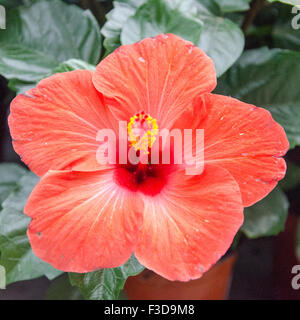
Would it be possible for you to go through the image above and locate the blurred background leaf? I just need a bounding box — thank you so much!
[241,187,289,238]
[273,22,300,50]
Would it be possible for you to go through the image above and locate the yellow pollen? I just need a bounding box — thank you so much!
[127,112,158,154]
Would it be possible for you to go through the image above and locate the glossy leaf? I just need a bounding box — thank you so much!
[69,255,144,300]
[241,187,289,238]
[216,47,300,148]
[102,0,145,54]
[0,166,63,285]
[214,0,251,13]
[9,59,96,94]
[50,59,96,74]
[194,0,220,15]
[0,0,101,85]
[121,0,203,45]
[197,15,244,76]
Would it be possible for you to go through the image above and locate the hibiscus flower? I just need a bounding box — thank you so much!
[8,34,289,281]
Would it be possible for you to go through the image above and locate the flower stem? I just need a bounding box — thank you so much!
[242,0,267,34]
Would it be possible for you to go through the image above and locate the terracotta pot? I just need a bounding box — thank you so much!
[124,254,237,300]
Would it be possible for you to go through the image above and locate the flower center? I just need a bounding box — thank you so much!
[127,111,158,155]
[113,112,172,196]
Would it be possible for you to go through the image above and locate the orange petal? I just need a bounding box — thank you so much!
[135,165,243,281]
[176,93,289,207]
[25,170,143,272]
[93,34,216,128]
[9,70,117,176]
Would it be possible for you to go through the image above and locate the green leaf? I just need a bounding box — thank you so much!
[45,274,82,300]
[273,21,300,51]
[194,0,221,15]
[0,163,26,207]
[121,0,203,46]
[102,0,146,55]
[197,15,244,76]
[69,255,144,300]
[0,166,63,285]
[102,0,244,76]
[214,0,251,13]
[7,79,35,94]
[241,187,289,238]
[216,47,300,148]
[50,59,96,74]
[280,161,300,191]
[268,0,300,7]
[8,59,96,94]
[0,265,5,289]
[0,0,101,88]
[0,0,29,8]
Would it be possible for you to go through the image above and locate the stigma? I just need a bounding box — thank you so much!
[127,111,158,154]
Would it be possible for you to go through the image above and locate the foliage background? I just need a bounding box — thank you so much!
[0,0,299,299]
